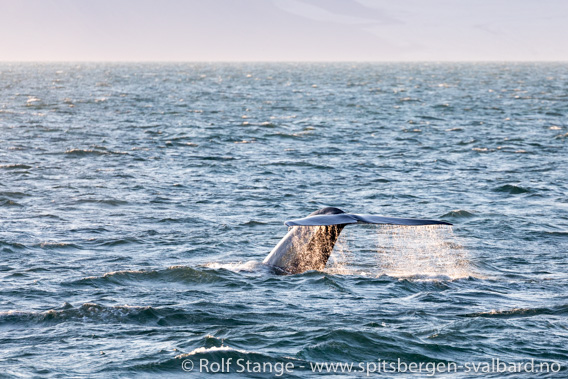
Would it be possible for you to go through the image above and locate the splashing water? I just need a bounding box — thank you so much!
[374,225,475,280]
[272,224,474,279]
[203,261,262,272]
[325,230,353,275]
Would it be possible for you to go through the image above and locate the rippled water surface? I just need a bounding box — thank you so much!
[1,63,567,377]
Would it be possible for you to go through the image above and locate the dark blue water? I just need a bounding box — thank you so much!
[1,63,567,377]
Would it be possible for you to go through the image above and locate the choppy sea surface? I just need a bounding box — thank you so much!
[1,63,567,378]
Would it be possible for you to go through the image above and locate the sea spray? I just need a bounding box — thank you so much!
[325,229,353,275]
[375,225,474,279]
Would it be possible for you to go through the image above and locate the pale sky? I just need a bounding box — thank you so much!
[1,0,567,61]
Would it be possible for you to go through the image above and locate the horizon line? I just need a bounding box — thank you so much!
[2,60,568,64]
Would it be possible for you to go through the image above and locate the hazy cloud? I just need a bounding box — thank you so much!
[0,0,566,61]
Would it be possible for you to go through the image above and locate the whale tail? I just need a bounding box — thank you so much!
[263,207,451,274]
[285,213,452,227]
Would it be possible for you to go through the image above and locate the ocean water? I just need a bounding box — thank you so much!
[1,62,567,377]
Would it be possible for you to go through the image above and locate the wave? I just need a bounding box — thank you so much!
[0,191,30,198]
[188,155,236,161]
[90,237,143,247]
[265,131,312,139]
[65,148,108,156]
[262,161,332,169]
[0,302,259,327]
[459,304,568,318]
[74,198,129,206]
[419,115,444,121]
[37,241,80,249]
[0,303,161,325]
[64,148,128,157]
[157,217,205,224]
[0,164,33,170]
[0,198,22,207]
[441,210,476,218]
[543,230,568,237]
[68,265,246,287]
[434,103,453,108]
[493,184,530,194]
[240,220,268,227]
[202,261,263,272]
[175,345,250,358]
[0,240,26,253]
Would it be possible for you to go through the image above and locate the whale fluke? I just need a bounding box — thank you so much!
[263,207,452,274]
[285,213,452,227]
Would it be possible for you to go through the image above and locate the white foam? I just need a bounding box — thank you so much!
[102,270,145,277]
[175,345,249,359]
[0,310,30,317]
[203,260,262,272]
